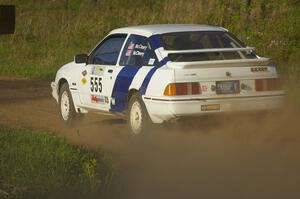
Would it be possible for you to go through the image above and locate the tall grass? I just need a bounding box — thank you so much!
[0,0,299,79]
[0,127,116,199]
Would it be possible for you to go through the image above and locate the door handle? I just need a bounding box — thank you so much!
[108,69,113,73]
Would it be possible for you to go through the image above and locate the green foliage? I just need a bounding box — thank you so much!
[0,127,116,199]
[0,0,299,79]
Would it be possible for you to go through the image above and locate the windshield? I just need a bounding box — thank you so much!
[160,31,257,62]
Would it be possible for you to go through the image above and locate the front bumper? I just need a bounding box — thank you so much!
[144,94,285,123]
[51,82,58,102]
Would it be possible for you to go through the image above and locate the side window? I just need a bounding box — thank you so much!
[88,34,126,65]
[119,34,158,67]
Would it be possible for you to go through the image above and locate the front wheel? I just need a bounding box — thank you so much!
[58,83,77,126]
[127,93,151,135]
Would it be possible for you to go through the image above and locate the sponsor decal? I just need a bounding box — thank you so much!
[148,58,155,65]
[135,44,147,50]
[81,77,87,84]
[91,94,105,104]
[132,43,147,57]
[132,50,144,56]
[184,73,197,76]
[82,70,87,76]
[126,42,147,58]
[111,97,115,105]
[92,66,104,76]
[105,96,109,104]
[251,67,268,72]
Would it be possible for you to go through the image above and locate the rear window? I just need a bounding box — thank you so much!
[160,31,257,62]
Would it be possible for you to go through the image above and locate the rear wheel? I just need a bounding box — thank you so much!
[127,93,151,135]
[58,83,77,126]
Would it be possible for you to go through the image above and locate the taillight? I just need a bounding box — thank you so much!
[164,83,176,96]
[191,82,200,94]
[164,82,201,96]
[255,78,281,91]
[175,83,188,95]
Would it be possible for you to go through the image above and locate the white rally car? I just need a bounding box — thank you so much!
[51,24,285,134]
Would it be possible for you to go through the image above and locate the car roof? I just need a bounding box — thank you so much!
[110,24,227,36]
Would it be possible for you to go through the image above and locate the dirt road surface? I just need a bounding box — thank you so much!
[1,78,300,199]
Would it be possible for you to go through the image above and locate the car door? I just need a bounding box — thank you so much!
[78,34,127,111]
[109,34,158,113]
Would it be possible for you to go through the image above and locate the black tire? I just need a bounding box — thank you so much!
[127,93,151,135]
[58,83,77,126]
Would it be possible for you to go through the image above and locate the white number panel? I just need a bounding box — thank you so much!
[90,76,103,93]
[88,66,108,108]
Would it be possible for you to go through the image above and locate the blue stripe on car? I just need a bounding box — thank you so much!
[110,66,141,112]
[139,57,169,95]
[110,34,168,113]
[149,34,163,49]
[139,34,169,95]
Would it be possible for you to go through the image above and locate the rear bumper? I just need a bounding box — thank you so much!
[144,94,285,123]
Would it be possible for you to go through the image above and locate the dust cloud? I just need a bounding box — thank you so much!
[1,79,299,199]
[69,106,300,199]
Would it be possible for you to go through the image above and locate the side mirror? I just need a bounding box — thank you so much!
[74,54,88,64]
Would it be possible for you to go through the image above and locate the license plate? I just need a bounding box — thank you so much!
[201,104,220,111]
[216,81,240,94]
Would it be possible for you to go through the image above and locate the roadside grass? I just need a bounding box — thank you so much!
[0,127,116,199]
[0,0,299,79]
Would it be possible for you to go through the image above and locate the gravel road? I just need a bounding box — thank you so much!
[1,78,300,199]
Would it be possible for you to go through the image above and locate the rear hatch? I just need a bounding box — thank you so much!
[159,31,283,98]
[165,57,282,98]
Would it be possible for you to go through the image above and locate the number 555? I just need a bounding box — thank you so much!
[90,76,102,93]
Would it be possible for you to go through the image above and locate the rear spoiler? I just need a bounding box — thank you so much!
[167,57,271,69]
[164,47,255,54]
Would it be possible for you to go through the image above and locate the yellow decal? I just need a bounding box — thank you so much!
[81,77,87,84]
